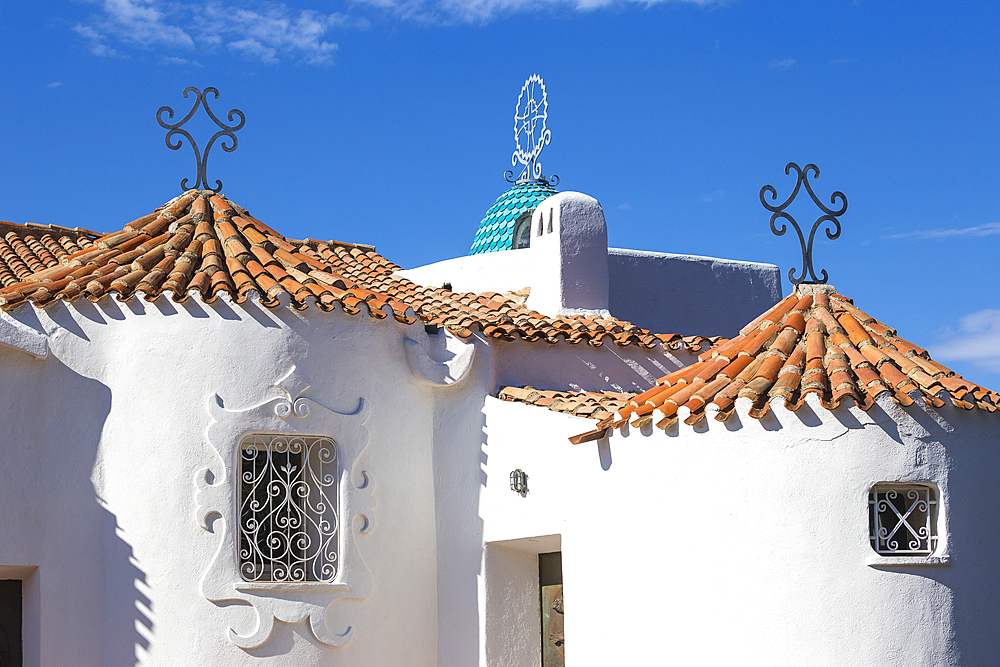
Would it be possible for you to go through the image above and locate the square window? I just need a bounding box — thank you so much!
[869,484,938,556]
[238,435,339,582]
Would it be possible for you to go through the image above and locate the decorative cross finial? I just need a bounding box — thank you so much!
[760,162,848,285]
[505,74,559,186]
[156,86,245,193]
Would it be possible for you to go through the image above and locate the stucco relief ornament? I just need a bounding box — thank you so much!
[505,74,559,186]
[195,366,375,650]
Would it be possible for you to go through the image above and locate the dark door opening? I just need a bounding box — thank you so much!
[0,580,22,667]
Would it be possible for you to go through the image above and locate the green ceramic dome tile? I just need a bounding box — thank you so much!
[469,181,558,255]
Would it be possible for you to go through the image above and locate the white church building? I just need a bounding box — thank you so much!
[0,81,997,667]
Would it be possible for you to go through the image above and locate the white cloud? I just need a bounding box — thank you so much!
[883,222,1000,241]
[160,55,202,66]
[229,38,280,64]
[73,23,119,56]
[769,58,798,71]
[618,202,631,211]
[354,0,722,23]
[46,81,63,89]
[73,0,353,65]
[930,309,1000,373]
[701,189,725,202]
[73,0,721,60]
[83,0,196,49]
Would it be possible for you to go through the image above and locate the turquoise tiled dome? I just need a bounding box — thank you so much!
[469,181,558,255]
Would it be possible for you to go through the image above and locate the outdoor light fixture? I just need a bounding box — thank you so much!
[510,469,528,496]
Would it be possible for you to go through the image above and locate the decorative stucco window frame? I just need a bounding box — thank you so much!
[195,366,375,649]
[865,481,949,568]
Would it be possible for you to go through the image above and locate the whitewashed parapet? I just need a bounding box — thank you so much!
[526,192,610,317]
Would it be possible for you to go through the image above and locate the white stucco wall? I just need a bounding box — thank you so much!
[491,335,698,395]
[400,191,611,318]
[525,192,609,316]
[0,275,700,666]
[607,248,782,338]
[0,294,445,666]
[479,393,1000,666]
[397,247,538,298]
[400,194,781,337]
[2,259,993,667]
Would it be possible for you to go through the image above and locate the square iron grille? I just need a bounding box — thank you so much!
[869,484,938,556]
[238,435,339,582]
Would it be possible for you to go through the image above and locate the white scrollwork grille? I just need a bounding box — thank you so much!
[239,435,339,582]
[869,484,938,556]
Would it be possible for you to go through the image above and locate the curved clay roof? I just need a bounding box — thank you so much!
[498,386,629,422]
[0,221,99,287]
[0,190,715,351]
[469,181,558,255]
[496,285,1000,443]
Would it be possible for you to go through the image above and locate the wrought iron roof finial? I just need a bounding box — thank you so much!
[156,86,245,193]
[504,74,559,187]
[760,162,848,285]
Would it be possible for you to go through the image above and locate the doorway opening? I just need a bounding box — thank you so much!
[539,551,563,666]
[0,580,22,667]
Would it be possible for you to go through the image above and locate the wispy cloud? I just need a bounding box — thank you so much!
[73,0,359,65]
[769,58,798,71]
[73,23,119,57]
[618,202,631,211]
[46,81,63,89]
[931,310,1000,374]
[882,221,1000,241]
[161,55,202,67]
[327,0,719,24]
[73,0,724,62]
[701,189,725,203]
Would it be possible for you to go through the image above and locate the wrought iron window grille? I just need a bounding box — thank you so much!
[869,484,938,556]
[238,435,339,583]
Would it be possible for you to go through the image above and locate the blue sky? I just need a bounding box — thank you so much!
[2,0,999,390]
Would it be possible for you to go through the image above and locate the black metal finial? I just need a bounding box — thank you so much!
[156,86,245,193]
[760,162,848,285]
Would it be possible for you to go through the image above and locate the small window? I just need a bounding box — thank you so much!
[238,435,339,582]
[512,211,533,249]
[869,484,938,556]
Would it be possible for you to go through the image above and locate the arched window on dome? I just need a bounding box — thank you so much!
[512,211,533,250]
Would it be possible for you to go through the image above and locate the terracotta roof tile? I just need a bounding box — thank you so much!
[0,191,717,351]
[0,221,99,288]
[498,386,630,426]
[541,284,1000,442]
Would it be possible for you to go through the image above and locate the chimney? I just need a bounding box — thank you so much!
[526,192,610,317]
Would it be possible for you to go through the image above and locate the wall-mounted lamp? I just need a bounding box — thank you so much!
[510,469,528,496]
